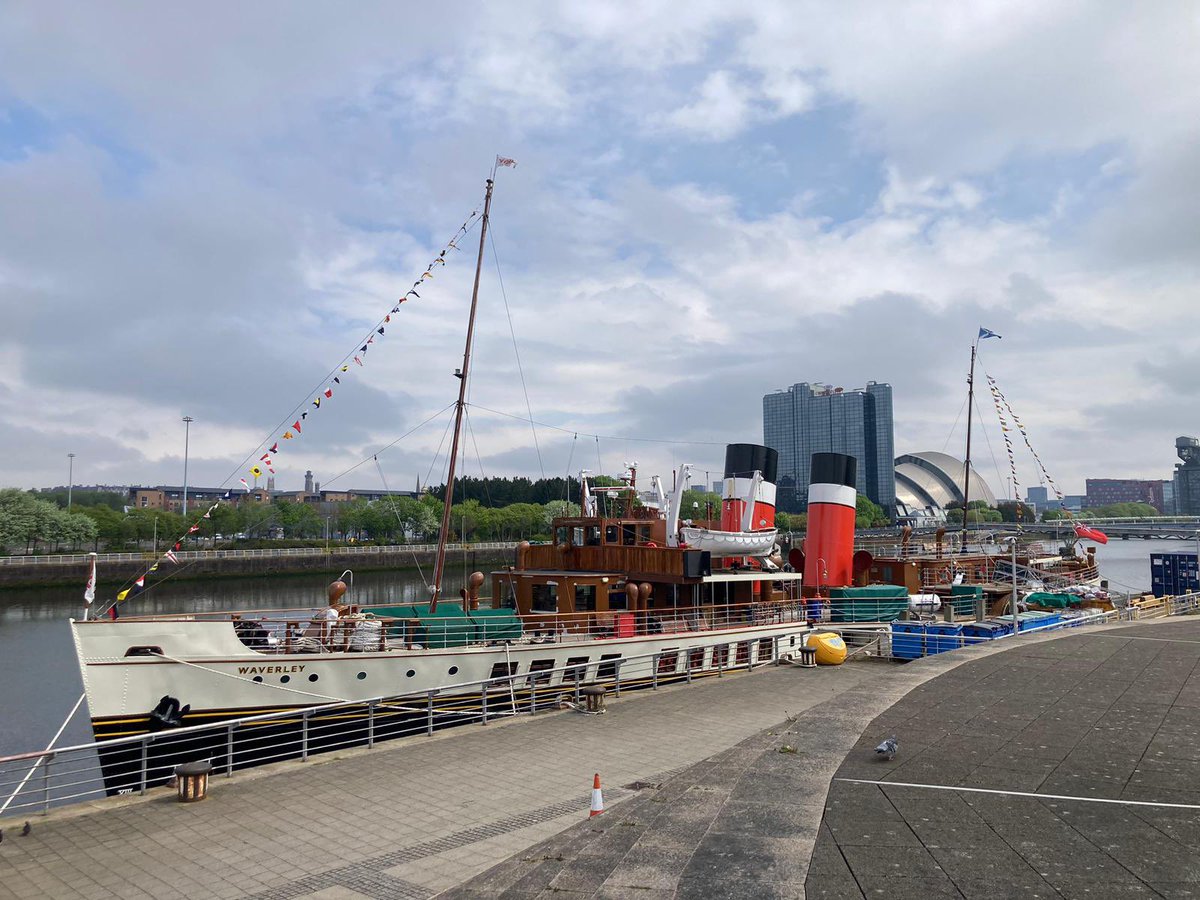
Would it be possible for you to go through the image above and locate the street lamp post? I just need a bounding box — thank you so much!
[67,453,76,509]
[181,416,194,517]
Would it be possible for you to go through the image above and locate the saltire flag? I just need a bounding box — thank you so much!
[188,524,200,533]
[240,478,251,490]
[261,453,272,461]
[84,553,97,607]
[293,421,302,433]
[367,336,374,344]
[324,388,332,398]
[384,315,391,323]
[496,156,517,168]
[165,550,178,564]
[354,356,363,366]
[978,327,1002,340]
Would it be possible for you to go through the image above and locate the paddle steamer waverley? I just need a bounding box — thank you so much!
[69,177,811,789]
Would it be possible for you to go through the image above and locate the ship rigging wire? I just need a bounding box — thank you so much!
[489,225,544,480]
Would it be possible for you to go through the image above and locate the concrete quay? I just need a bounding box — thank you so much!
[451,618,1200,899]
[0,647,884,899]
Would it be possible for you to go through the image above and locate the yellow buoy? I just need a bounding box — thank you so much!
[808,631,847,666]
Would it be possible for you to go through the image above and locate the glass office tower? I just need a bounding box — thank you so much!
[763,382,895,515]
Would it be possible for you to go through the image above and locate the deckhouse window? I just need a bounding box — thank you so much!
[605,525,618,544]
[608,590,627,611]
[531,582,558,612]
[639,525,652,544]
[621,524,636,546]
[586,526,601,546]
[575,585,596,612]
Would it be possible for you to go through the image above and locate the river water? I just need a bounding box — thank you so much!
[0,539,1190,759]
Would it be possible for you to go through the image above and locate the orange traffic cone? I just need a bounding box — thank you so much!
[589,773,604,817]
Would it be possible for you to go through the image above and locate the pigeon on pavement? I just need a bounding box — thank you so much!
[874,736,898,761]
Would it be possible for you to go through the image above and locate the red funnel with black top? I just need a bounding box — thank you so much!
[803,452,857,596]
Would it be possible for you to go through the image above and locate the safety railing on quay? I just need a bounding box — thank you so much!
[0,542,519,567]
[827,590,1200,663]
[0,636,797,819]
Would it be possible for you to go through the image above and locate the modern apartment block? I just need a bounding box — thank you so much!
[1084,478,1170,513]
[763,381,895,514]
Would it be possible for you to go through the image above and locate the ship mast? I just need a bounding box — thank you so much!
[960,339,978,553]
[430,177,494,612]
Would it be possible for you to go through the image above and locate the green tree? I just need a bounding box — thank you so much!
[855,495,890,528]
[542,500,581,528]
[997,501,1036,523]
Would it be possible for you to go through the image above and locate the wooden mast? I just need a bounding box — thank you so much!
[960,339,978,552]
[430,177,494,612]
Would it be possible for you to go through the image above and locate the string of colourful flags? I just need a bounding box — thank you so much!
[243,205,482,484]
[98,496,225,618]
[985,371,1069,514]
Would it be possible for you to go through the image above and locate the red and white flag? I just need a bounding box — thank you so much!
[165,550,178,565]
[496,156,517,168]
[240,478,251,491]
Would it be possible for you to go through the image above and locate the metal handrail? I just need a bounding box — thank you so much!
[0,636,793,816]
[0,541,518,567]
[75,600,810,655]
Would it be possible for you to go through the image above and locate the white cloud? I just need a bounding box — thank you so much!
[0,1,1196,496]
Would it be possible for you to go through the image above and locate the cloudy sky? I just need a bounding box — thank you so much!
[1,2,1196,501]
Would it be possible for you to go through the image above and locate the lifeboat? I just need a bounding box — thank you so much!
[678,526,778,557]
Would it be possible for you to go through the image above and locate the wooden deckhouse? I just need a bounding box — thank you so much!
[491,511,802,628]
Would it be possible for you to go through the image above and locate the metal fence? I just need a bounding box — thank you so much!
[828,590,1200,662]
[0,638,790,819]
[0,542,518,567]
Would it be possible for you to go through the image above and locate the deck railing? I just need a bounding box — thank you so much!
[0,638,794,819]
[80,600,810,653]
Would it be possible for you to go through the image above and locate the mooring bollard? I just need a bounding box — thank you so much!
[582,684,607,713]
[174,760,213,803]
[798,646,818,668]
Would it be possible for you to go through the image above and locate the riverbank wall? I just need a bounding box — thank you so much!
[0,543,517,589]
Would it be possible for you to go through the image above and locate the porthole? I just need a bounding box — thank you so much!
[448,666,459,676]
[308,673,319,682]
[357,672,367,680]
[253,676,263,683]
[406,669,416,678]
[280,675,291,684]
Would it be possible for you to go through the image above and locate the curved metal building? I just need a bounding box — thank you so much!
[894,451,997,521]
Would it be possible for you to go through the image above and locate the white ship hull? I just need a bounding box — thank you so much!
[72,612,810,736]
